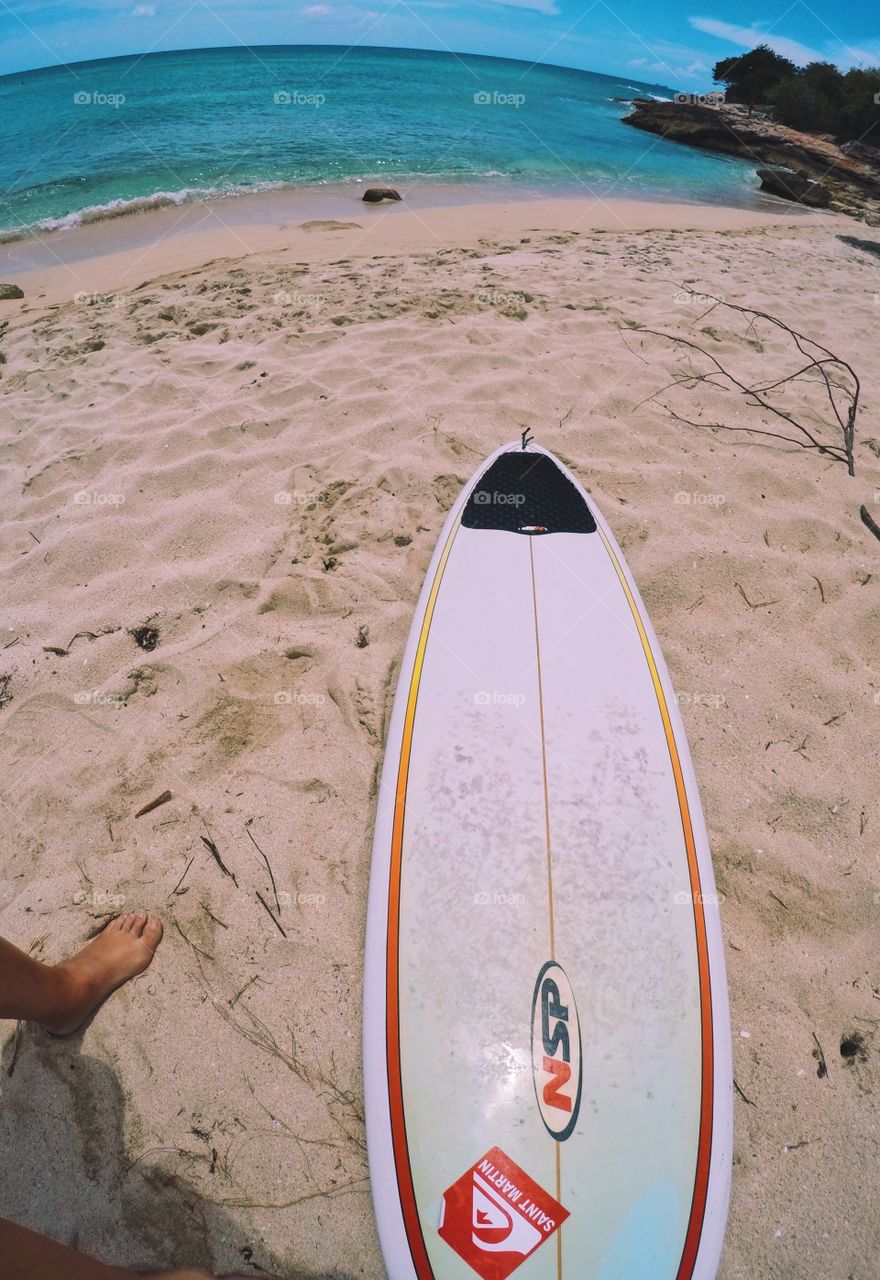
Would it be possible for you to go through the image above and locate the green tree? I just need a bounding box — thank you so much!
[713,45,798,112]
[802,61,845,104]
[770,75,837,133]
[837,68,880,143]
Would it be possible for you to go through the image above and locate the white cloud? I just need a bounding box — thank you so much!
[689,17,821,66]
[827,41,880,68]
[132,3,156,13]
[299,3,381,17]
[485,0,560,15]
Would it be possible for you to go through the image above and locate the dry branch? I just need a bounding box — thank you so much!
[633,289,860,475]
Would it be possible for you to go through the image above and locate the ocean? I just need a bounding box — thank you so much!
[0,44,761,239]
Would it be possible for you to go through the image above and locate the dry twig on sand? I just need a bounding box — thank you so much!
[200,833,238,886]
[861,504,880,543]
[135,790,172,818]
[632,289,860,475]
[209,993,310,1083]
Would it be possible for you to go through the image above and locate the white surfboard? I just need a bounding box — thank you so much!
[363,441,732,1280]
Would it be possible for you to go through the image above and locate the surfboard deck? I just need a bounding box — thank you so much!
[364,442,732,1280]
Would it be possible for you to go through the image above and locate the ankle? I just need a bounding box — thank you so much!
[45,960,90,1020]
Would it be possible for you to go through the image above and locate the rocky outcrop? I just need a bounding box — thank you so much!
[757,167,831,207]
[362,188,402,203]
[0,283,24,300]
[623,100,880,223]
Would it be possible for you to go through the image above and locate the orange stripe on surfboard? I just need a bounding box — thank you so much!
[386,517,461,1280]
[596,525,715,1280]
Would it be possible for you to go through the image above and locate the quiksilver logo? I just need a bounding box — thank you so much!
[531,960,582,1141]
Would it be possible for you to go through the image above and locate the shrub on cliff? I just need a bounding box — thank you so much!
[712,46,797,111]
[770,75,839,134]
[714,47,880,144]
[837,69,880,143]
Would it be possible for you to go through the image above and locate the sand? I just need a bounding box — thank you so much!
[0,194,878,1279]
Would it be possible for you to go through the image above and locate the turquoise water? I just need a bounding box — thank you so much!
[0,45,760,238]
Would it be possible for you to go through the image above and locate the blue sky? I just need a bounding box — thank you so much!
[1,0,878,83]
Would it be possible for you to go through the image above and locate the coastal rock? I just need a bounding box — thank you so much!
[362,187,402,203]
[840,140,880,164]
[757,166,831,208]
[623,99,880,221]
[0,283,24,300]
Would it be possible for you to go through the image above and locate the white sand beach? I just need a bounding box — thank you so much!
[1,193,879,1279]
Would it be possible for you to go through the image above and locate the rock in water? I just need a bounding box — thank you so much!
[362,188,402,203]
[0,283,24,300]
[757,167,831,208]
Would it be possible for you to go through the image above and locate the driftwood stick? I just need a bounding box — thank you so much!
[200,835,238,887]
[635,288,860,474]
[135,790,172,818]
[245,822,281,915]
[171,857,194,895]
[860,505,880,543]
[255,891,287,938]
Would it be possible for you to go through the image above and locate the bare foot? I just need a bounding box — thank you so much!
[43,912,163,1035]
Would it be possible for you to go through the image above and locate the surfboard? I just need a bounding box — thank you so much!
[363,440,732,1280]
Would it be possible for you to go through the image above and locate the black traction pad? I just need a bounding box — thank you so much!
[462,451,597,535]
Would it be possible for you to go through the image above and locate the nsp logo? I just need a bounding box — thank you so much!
[531,960,582,1140]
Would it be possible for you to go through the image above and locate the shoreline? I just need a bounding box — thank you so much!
[0,185,821,309]
[0,162,770,248]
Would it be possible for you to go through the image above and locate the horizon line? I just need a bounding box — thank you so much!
[0,39,678,93]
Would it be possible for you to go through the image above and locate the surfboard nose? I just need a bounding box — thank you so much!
[461,450,597,535]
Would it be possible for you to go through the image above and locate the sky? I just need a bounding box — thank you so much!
[1,0,878,84]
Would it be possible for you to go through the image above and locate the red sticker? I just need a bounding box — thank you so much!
[438,1146,569,1280]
